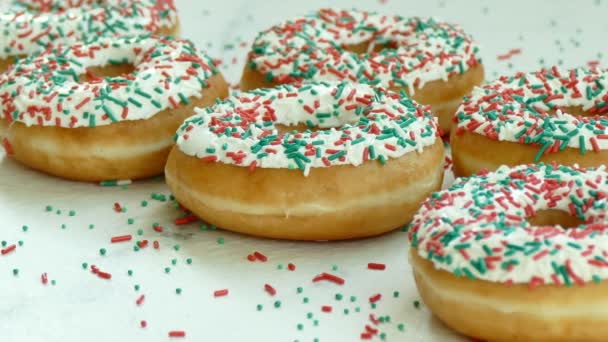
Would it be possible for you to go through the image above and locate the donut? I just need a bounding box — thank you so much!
[452,66,608,177]
[408,163,608,342]
[0,0,179,72]
[165,81,445,240]
[240,8,485,133]
[0,34,228,181]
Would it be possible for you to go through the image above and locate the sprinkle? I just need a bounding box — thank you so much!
[253,251,268,262]
[110,235,132,243]
[367,263,386,270]
[369,294,382,303]
[1,244,16,255]
[214,289,229,297]
[174,215,198,225]
[168,331,186,338]
[312,272,345,285]
[264,284,277,296]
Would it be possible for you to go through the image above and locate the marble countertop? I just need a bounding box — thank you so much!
[1,0,606,341]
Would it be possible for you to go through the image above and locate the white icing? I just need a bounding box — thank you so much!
[248,8,482,94]
[0,34,217,127]
[0,0,178,59]
[456,67,608,152]
[410,163,608,284]
[175,82,440,175]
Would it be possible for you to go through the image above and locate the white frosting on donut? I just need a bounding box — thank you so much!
[455,67,608,159]
[409,163,608,285]
[0,34,219,128]
[247,8,482,94]
[175,82,440,175]
[0,0,178,59]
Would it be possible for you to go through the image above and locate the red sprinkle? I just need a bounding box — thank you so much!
[41,273,48,285]
[1,244,16,255]
[140,320,147,328]
[367,262,386,270]
[174,215,198,225]
[360,332,373,340]
[214,289,229,297]
[321,305,333,313]
[168,331,186,338]
[253,251,268,262]
[369,293,382,303]
[110,235,132,243]
[153,241,160,249]
[287,263,296,271]
[312,272,345,285]
[113,202,122,212]
[97,271,112,280]
[264,283,277,296]
[2,138,13,155]
[136,294,145,306]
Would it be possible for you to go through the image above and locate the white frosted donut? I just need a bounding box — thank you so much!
[0,0,179,71]
[409,163,608,341]
[452,67,608,177]
[240,8,485,133]
[165,81,445,240]
[0,34,228,181]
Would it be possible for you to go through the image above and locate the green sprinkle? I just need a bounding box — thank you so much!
[99,248,106,256]
[274,300,282,308]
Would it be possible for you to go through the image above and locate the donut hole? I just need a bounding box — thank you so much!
[526,209,584,229]
[343,39,400,54]
[80,63,136,82]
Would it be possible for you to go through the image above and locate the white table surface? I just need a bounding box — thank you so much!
[1,0,606,341]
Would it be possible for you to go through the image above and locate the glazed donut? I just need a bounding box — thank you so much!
[0,0,179,72]
[408,163,608,342]
[0,34,228,181]
[240,8,485,133]
[452,67,608,177]
[165,81,445,240]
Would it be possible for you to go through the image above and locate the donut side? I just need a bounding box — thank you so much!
[1,73,228,181]
[451,130,608,177]
[165,139,444,240]
[410,251,608,342]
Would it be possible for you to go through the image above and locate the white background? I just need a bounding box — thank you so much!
[1,0,606,341]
